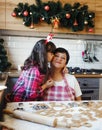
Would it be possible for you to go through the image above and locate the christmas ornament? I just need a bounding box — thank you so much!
[11,12,17,17]
[30,22,34,29]
[84,20,88,25]
[23,22,25,25]
[30,12,32,15]
[44,5,50,11]
[40,17,44,21]
[23,11,29,17]
[52,18,60,29]
[89,15,92,18]
[88,28,93,32]
[45,33,54,43]
[73,20,78,26]
[18,12,21,16]
[66,13,71,19]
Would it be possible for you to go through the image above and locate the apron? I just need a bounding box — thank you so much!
[63,75,75,101]
[44,75,75,101]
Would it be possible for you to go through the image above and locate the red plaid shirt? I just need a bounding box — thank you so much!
[11,66,45,102]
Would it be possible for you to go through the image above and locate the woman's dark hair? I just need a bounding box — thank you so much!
[46,41,56,53]
[53,47,70,64]
[22,39,48,74]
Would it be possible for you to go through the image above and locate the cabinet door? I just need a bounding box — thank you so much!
[0,0,6,29]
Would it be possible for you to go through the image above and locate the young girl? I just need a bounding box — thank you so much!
[9,39,55,102]
[46,41,56,67]
[44,47,82,101]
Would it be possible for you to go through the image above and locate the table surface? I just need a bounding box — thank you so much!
[0,101,102,130]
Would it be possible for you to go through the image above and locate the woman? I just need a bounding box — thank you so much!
[44,47,82,101]
[9,39,55,102]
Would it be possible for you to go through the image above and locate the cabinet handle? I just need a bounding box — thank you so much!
[83,83,88,86]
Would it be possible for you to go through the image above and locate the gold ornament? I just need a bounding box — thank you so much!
[52,17,60,29]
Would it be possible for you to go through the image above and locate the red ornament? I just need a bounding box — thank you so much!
[11,12,17,17]
[88,28,93,32]
[44,5,50,11]
[30,23,34,29]
[23,11,28,17]
[73,20,78,26]
[66,13,71,19]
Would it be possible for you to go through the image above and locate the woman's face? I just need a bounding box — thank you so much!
[52,52,67,69]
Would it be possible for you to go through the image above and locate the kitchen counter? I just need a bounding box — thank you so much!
[75,74,102,78]
[8,70,21,78]
[0,70,101,90]
[0,70,102,82]
[0,101,102,130]
[0,70,20,86]
[8,69,102,78]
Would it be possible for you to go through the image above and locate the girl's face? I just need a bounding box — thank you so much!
[52,52,67,69]
[47,52,54,62]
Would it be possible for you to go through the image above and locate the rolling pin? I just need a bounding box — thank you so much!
[3,109,57,127]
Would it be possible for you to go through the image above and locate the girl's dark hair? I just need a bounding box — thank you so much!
[53,47,70,64]
[46,41,56,53]
[22,39,48,74]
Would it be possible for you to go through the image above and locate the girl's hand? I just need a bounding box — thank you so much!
[42,78,54,90]
[45,78,54,88]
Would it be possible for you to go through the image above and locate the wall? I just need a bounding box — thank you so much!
[0,35,102,70]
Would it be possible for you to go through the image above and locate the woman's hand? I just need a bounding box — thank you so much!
[62,66,68,74]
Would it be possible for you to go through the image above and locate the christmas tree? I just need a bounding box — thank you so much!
[0,38,12,72]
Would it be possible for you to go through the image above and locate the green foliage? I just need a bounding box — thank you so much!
[0,39,12,72]
[11,0,95,32]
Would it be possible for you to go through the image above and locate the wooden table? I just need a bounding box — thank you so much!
[0,101,102,130]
